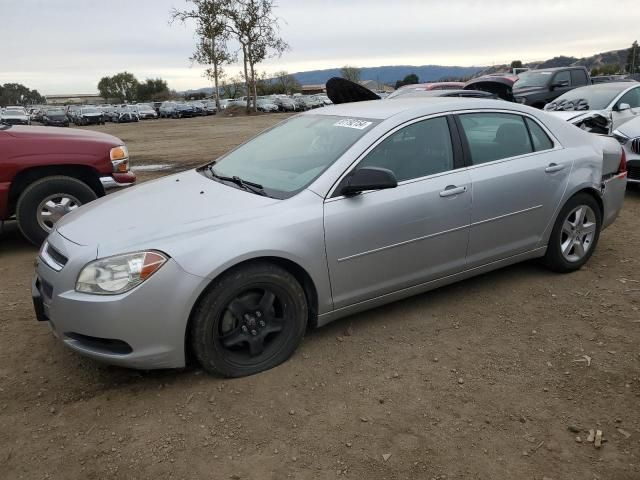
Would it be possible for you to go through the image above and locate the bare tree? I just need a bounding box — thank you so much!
[272,70,300,95]
[225,0,288,112]
[341,65,361,83]
[221,73,244,99]
[170,0,232,109]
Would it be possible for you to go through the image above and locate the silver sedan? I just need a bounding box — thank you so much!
[33,98,627,377]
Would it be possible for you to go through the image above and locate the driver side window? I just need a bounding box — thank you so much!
[553,71,571,86]
[356,116,454,182]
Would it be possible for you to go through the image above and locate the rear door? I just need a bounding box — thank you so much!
[324,115,471,308]
[456,111,572,267]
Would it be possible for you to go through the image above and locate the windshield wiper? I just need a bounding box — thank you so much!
[207,166,268,197]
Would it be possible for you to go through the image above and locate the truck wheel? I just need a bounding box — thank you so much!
[190,262,308,377]
[16,176,98,246]
[543,193,602,273]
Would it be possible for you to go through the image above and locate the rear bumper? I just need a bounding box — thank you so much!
[601,173,627,229]
[100,172,136,190]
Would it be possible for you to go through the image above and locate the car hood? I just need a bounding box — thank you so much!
[55,169,280,254]
[5,125,121,143]
[616,116,640,137]
[544,110,592,122]
[1,112,29,119]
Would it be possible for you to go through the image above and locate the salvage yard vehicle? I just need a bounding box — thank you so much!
[1,106,31,125]
[42,108,70,127]
[512,67,591,108]
[74,106,105,126]
[135,103,159,120]
[544,82,640,133]
[33,98,626,377]
[613,116,640,185]
[0,123,135,245]
[159,101,179,118]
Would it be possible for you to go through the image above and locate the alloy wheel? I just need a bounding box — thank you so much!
[560,205,597,262]
[36,194,81,232]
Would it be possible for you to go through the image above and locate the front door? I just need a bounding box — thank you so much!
[324,116,472,309]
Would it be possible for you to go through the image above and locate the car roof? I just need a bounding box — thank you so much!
[569,82,637,93]
[305,97,517,120]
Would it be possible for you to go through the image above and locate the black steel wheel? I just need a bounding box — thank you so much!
[190,262,308,377]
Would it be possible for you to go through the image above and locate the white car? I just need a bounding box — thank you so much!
[613,115,640,185]
[545,82,640,133]
[1,106,31,125]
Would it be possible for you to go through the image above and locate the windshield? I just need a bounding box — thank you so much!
[47,110,65,116]
[82,107,99,113]
[547,86,626,111]
[513,71,553,89]
[205,115,379,199]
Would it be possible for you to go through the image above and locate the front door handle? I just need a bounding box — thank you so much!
[545,163,565,173]
[439,185,467,197]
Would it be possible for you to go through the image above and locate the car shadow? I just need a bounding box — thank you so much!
[0,220,38,254]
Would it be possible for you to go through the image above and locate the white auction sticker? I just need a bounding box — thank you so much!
[334,119,373,130]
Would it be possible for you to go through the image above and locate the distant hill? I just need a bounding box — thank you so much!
[476,47,631,76]
[291,65,484,85]
[180,46,634,94]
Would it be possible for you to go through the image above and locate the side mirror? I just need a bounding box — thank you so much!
[551,80,569,89]
[616,102,631,112]
[341,167,398,196]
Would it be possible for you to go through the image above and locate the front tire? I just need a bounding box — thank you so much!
[544,193,602,273]
[190,262,308,377]
[16,176,98,246]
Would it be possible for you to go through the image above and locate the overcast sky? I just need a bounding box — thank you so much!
[1,0,638,94]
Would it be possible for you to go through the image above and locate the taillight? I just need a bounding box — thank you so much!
[618,148,627,174]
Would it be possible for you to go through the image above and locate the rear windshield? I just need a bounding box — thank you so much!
[546,86,627,111]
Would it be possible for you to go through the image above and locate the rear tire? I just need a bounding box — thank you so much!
[543,193,602,273]
[16,176,98,246]
[190,262,308,377]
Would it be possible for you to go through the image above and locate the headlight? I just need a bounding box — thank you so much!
[76,251,168,295]
[612,129,629,145]
[110,145,129,172]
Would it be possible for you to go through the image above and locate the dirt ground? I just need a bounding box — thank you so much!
[1,114,639,480]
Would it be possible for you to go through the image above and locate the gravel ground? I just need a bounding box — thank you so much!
[1,114,639,480]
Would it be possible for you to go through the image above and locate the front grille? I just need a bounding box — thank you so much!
[631,138,640,155]
[628,165,640,181]
[40,278,54,300]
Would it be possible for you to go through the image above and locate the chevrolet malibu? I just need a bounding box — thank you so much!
[33,98,627,377]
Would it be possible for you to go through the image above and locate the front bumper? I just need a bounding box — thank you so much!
[33,231,206,369]
[627,159,640,184]
[100,172,136,190]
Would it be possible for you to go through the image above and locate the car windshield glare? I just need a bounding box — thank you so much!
[206,115,379,198]
[548,86,627,111]
[513,71,553,88]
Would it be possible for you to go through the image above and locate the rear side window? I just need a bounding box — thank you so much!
[458,113,533,164]
[525,118,554,151]
[358,116,454,182]
[570,69,588,86]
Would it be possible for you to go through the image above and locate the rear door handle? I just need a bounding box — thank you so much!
[545,163,565,173]
[439,185,467,197]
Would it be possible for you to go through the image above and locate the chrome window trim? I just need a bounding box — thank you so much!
[326,108,563,201]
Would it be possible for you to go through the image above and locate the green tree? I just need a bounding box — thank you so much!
[98,72,139,103]
[170,0,233,109]
[591,64,623,76]
[394,73,419,89]
[0,83,44,106]
[136,78,170,101]
[627,40,639,74]
[510,60,523,69]
[340,65,361,83]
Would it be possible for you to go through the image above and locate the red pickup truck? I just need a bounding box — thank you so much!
[0,124,136,245]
